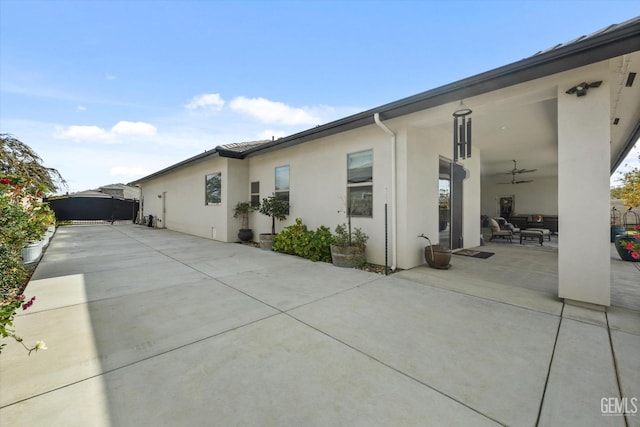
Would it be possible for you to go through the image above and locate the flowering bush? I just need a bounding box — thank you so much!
[1,134,63,355]
[0,290,46,355]
[620,225,640,260]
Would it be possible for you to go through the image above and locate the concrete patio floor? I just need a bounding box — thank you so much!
[1,225,638,426]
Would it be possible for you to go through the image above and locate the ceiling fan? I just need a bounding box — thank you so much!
[497,160,536,184]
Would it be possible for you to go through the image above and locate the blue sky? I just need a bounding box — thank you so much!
[1,0,638,193]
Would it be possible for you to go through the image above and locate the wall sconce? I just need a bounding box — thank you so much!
[453,100,472,162]
[157,194,162,199]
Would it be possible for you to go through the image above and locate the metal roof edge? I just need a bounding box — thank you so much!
[129,149,220,185]
[240,18,640,159]
[611,119,640,176]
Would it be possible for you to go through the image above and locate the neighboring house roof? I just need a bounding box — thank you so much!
[216,16,639,170]
[129,140,270,184]
[67,190,113,199]
[60,184,141,200]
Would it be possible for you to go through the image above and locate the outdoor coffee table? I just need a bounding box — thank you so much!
[526,228,551,241]
[520,230,544,245]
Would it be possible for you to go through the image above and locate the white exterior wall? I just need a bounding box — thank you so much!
[400,127,445,267]
[248,125,395,267]
[557,62,611,306]
[397,127,481,267]
[139,156,236,241]
[481,176,559,217]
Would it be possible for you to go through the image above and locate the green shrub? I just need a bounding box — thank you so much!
[272,218,332,262]
[332,223,369,250]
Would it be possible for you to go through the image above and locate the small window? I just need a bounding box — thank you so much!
[347,150,373,217]
[205,172,221,205]
[275,165,290,213]
[251,181,260,207]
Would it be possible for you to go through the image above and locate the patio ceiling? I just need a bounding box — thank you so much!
[405,51,640,179]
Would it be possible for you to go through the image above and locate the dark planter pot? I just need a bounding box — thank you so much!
[238,229,254,243]
[610,225,625,243]
[424,244,452,269]
[614,235,639,262]
[330,244,365,268]
[259,233,275,251]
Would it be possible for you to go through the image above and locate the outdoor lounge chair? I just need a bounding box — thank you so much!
[494,216,520,234]
[489,218,513,242]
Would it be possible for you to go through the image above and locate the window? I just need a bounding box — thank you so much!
[275,165,290,213]
[347,150,373,217]
[205,172,221,205]
[250,181,260,207]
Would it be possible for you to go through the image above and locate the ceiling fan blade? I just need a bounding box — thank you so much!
[518,168,537,174]
[589,80,602,88]
[515,180,533,184]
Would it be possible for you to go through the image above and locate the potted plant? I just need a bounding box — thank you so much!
[233,201,255,243]
[257,194,289,250]
[614,225,640,262]
[330,224,369,268]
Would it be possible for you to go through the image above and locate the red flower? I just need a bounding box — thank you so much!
[631,251,640,260]
[626,242,635,250]
[0,178,10,185]
[635,225,640,231]
[22,296,36,310]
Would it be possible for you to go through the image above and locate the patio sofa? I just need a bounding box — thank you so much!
[508,215,558,234]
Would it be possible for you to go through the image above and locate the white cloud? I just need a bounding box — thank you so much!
[76,105,86,112]
[229,96,320,125]
[185,93,225,111]
[110,166,150,177]
[111,121,157,137]
[55,120,157,143]
[57,125,115,142]
[105,74,117,80]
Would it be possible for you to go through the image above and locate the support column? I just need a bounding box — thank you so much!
[557,77,610,306]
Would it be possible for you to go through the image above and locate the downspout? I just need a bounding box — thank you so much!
[374,113,397,271]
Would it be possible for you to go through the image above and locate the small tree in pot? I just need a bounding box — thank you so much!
[330,224,369,268]
[233,201,255,243]
[257,194,289,250]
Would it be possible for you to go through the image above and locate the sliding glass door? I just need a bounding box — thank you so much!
[438,158,464,250]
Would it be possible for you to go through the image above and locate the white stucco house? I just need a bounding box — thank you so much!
[131,17,640,308]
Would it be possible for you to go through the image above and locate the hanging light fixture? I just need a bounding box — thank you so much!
[453,101,472,162]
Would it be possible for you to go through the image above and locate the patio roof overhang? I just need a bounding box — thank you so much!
[229,17,639,178]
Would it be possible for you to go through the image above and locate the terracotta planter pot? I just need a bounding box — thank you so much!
[424,244,451,269]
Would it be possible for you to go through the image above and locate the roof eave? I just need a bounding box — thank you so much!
[129,150,220,185]
[238,19,640,159]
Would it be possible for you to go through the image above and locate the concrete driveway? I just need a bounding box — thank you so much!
[1,225,638,426]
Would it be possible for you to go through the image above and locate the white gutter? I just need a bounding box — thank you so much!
[374,113,397,271]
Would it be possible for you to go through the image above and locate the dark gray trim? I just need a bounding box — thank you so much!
[214,147,246,159]
[611,119,640,175]
[129,150,220,185]
[234,18,640,159]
